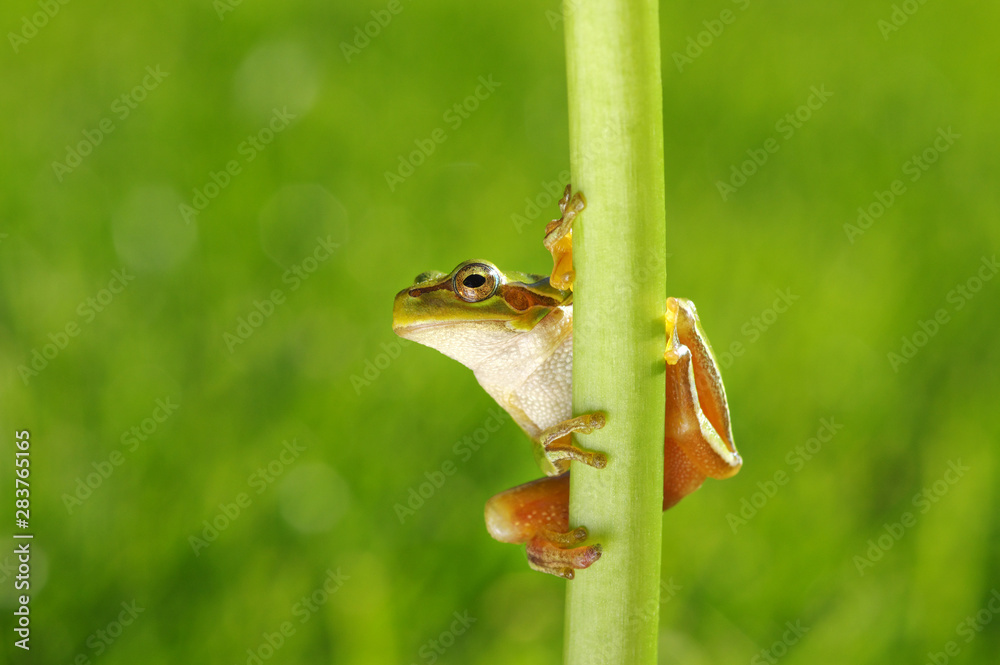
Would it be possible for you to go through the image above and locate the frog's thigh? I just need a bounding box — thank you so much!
[485,474,572,543]
[484,473,602,579]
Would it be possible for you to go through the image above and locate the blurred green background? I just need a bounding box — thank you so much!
[2,0,998,663]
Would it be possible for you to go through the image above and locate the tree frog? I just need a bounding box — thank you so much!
[392,187,742,578]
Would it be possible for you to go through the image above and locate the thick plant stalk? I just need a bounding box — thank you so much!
[562,0,667,663]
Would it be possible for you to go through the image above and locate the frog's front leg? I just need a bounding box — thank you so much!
[485,473,602,579]
[536,412,608,474]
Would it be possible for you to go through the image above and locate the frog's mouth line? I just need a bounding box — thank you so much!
[392,320,448,334]
[392,318,511,336]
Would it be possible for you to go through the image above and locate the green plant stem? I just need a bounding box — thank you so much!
[562,0,667,663]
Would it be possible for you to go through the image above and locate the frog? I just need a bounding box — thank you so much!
[392,186,742,579]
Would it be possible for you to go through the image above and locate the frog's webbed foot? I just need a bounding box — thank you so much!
[539,412,608,472]
[544,185,585,292]
[484,473,602,579]
[663,297,742,509]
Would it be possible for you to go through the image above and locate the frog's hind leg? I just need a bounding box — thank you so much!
[662,297,742,509]
[526,533,602,580]
[485,473,602,579]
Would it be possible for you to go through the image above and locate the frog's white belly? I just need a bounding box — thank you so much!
[474,306,573,440]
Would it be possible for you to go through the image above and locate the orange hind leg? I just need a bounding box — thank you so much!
[484,473,602,579]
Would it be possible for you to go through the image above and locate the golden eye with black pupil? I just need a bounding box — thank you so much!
[454,263,500,302]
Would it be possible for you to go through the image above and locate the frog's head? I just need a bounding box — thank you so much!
[393,259,570,367]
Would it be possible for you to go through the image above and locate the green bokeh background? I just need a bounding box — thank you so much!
[2,0,998,663]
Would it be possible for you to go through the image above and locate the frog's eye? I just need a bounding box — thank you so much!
[454,263,500,302]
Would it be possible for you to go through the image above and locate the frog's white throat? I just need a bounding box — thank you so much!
[400,306,574,439]
[398,306,569,373]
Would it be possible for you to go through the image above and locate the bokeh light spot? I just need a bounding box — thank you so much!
[278,463,350,533]
[233,40,320,121]
[112,185,197,274]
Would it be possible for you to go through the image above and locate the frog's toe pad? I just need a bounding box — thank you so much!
[526,535,602,580]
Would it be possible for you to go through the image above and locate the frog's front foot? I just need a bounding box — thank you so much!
[485,473,602,579]
[544,185,585,292]
[539,412,608,472]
